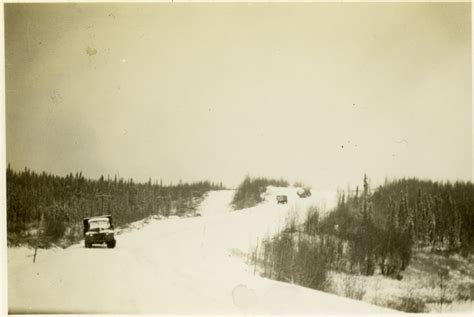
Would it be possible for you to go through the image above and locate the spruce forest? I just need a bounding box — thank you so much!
[6,165,224,246]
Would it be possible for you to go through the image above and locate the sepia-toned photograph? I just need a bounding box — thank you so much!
[2,1,473,314]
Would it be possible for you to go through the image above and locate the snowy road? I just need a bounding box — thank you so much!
[8,187,397,314]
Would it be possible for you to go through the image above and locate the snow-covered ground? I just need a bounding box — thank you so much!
[8,187,397,314]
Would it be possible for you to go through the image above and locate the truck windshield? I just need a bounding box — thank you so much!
[88,220,110,230]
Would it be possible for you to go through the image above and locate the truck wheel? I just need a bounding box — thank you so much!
[107,240,116,248]
[85,242,91,248]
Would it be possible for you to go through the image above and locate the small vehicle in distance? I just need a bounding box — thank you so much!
[297,187,312,198]
[276,195,288,204]
[83,215,116,248]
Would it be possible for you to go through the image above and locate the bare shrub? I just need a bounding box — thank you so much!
[437,266,452,312]
[387,296,426,313]
[343,275,366,300]
[304,205,319,236]
[256,212,328,291]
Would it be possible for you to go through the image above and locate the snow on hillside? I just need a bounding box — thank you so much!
[7,188,396,314]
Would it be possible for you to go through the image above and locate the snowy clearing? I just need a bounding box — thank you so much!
[8,187,397,314]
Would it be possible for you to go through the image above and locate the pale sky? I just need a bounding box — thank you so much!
[5,3,472,189]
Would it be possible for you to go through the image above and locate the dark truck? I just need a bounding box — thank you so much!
[297,187,312,198]
[83,215,116,248]
[276,195,288,204]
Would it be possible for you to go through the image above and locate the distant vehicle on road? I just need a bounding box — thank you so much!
[297,188,312,198]
[276,195,288,204]
[83,215,116,248]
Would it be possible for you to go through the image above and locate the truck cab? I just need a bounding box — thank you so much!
[83,215,116,248]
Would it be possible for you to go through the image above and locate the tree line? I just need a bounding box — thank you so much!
[7,165,224,245]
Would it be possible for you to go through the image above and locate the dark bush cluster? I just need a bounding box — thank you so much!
[257,229,328,291]
[231,176,289,210]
